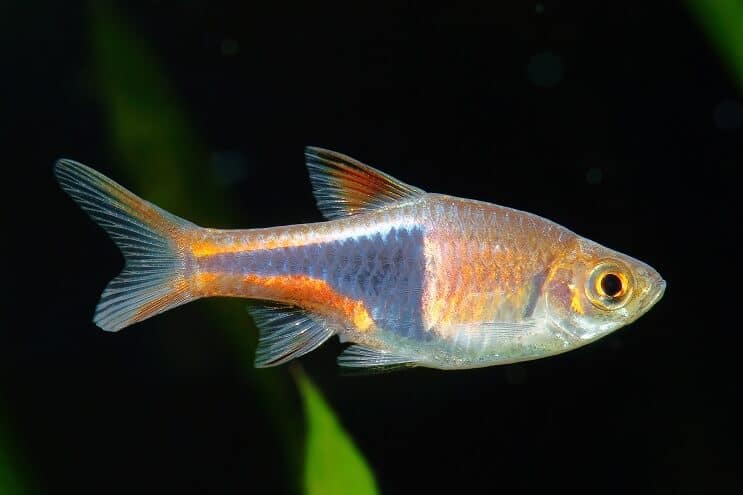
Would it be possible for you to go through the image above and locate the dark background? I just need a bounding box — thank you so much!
[3,1,740,494]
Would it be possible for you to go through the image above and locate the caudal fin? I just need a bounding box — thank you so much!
[55,160,196,331]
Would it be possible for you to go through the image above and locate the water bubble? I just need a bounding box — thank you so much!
[536,3,545,14]
[220,39,239,56]
[586,167,603,185]
[210,151,249,185]
[528,51,563,88]
[505,364,528,384]
[714,99,743,131]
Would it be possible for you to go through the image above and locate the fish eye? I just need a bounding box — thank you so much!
[585,262,633,310]
[600,273,623,298]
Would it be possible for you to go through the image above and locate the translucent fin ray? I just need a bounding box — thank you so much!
[247,303,336,367]
[55,159,196,331]
[446,320,537,338]
[305,147,425,219]
[444,320,537,346]
[337,344,417,369]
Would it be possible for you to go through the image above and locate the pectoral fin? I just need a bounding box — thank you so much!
[443,320,538,350]
[337,344,418,369]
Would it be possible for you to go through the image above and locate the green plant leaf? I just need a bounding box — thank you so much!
[87,0,303,487]
[0,413,26,495]
[687,0,743,91]
[295,370,379,495]
[87,3,378,494]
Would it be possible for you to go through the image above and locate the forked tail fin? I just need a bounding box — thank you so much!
[55,160,196,331]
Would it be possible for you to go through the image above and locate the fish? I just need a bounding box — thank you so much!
[55,147,665,370]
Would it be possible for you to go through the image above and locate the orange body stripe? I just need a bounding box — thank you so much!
[189,225,337,257]
[192,237,295,257]
[193,272,374,332]
[188,217,417,258]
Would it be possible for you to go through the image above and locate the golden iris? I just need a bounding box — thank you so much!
[586,261,633,310]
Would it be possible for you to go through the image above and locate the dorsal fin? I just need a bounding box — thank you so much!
[305,147,425,220]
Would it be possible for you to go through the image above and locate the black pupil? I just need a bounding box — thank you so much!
[601,273,623,297]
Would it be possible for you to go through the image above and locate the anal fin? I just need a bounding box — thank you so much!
[247,304,336,367]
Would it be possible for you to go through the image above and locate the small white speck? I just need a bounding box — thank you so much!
[714,98,743,131]
[586,167,603,185]
[220,39,239,56]
[527,51,564,88]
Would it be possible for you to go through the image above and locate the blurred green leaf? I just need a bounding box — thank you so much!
[0,452,23,495]
[687,0,743,92]
[0,415,25,495]
[88,0,302,486]
[87,3,378,494]
[295,370,379,495]
[88,2,224,224]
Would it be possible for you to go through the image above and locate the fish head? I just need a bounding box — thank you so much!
[544,238,665,343]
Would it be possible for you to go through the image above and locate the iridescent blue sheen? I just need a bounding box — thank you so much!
[200,226,428,339]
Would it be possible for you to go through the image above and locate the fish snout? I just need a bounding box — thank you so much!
[642,277,666,311]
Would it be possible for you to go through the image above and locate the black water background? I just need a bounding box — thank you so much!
[3,1,740,493]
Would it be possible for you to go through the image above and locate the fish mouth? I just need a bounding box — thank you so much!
[642,278,666,311]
